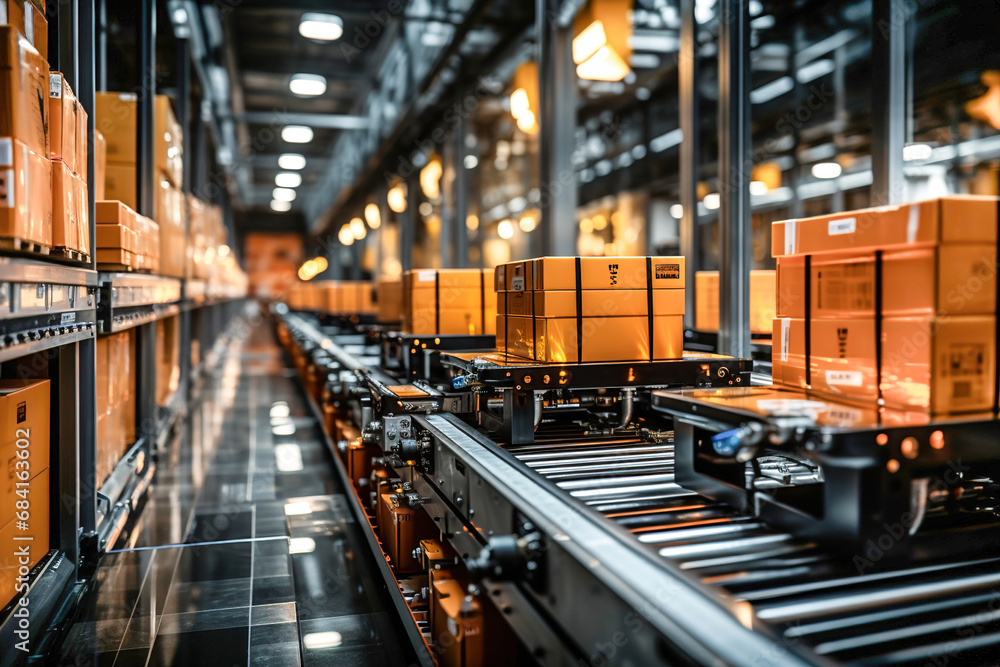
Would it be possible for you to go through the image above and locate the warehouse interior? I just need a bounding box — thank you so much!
[3,0,1000,665]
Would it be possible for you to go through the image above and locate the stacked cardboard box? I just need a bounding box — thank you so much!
[0,380,50,608]
[96,92,185,277]
[95,201,161,272]
[155,315,181,406]
[96,331,136,488]
[95,129,107,201]
[50,72,91,258]
[377,277,403,323]
[695,270,775,335]
[496,257,685,363]
[402,269,496,336]
[0,1,46,56]
[0,25,51,249]
[321,281,376,317]
[771,196,999,413]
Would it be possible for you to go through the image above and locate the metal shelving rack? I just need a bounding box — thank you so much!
[0,2,247,662]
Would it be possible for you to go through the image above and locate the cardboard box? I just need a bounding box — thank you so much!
[498,256,686,292]
[155,174,185,278]
[52,160,84,253]
[772,196,999,258]
[76,98,88,182]
[376,277,403,323]
[0,26,48,155]
[500,287,685,319]
[0,467,49,607]
[104,162,136,209]
[694,270,775,334]
[76,172,90,255]
[0,380,50,522]
[403,269,495,335]
[771,317,806,387]
[0,1,46,57]
[94,129,107,200]
[882,315,996,414]
[49,72,78,174]
[503,313,683,363]
[0,137,52,246]
[95,92,183,186]
[155,316,181,406]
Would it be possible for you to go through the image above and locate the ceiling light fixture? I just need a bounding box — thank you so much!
[338,225,354,246]
[281,125,314,144]
[275,172,302,188]
[387,184,407,213]
[497,220,514,239]
[273,187,296,202]
[299,13,343,41]
[278,153,306,170]
[350,217,367,240]
[704,193,721,210]
[289,73,327,97]
[271,199,292,212]
[364,203,381,229]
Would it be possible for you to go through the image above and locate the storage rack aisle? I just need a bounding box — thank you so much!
[0,2,248,663]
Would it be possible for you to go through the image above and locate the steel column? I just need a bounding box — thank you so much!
[440,128,457,269]
[137,0,157,218]
[537,0,577,256]
[453,123,469,268]
[178,37,193,401]
[401,172,418,273]
[871,0,906,205]
[80,0,97,272]
[717,0,751,359]
[679,0,699,330]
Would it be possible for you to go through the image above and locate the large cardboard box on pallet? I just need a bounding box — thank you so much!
[96,332,136,487]
[96,200,138,269]
[155,175,185,278]
[0,137,52,247]
[95,92,183,187]
[403,269,496,335]
[52,159,90,256]
[0,26,48,155]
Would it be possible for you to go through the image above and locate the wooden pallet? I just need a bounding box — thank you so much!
[52,247,91,264]
[0,238,51,256]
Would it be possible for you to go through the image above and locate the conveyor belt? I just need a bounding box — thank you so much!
[505,423,1000,666]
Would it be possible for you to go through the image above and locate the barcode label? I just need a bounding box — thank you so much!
[510,276,525,292]
[0,137,12,165]
[50,74,62,98]
[61,312,76,324]
[826,370,863,387]
[417,270,436,282]
[828,217,857,236]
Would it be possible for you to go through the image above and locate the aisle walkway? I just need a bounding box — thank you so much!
[52,318,413,666]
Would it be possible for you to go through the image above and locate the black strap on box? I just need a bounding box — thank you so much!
[434,271,441,333]
[575,257,583,363]
[874,249,884,404]
[804,254,811,386]
[479,269,486,335]
[646,257,655,361]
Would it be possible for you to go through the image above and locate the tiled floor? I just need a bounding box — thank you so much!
[51,321,415,666]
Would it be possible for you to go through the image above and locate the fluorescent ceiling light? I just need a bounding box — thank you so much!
[275,172,302,188]
[749,181,769,196]
[796,59,834,84]
[704,193,721,210]
[273,188,296,202]
[750,76,794,104]
[463,155,478,169]
[281,125,314,144]
[289,73,327,97]
[669,204,683,219]
[270,199,292,212]
[279,153,306,170]
[812,162,843,179]
[299,13,343,41]
[650,128,683,153]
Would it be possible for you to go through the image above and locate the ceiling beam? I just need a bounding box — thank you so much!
[238,111,369,130]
